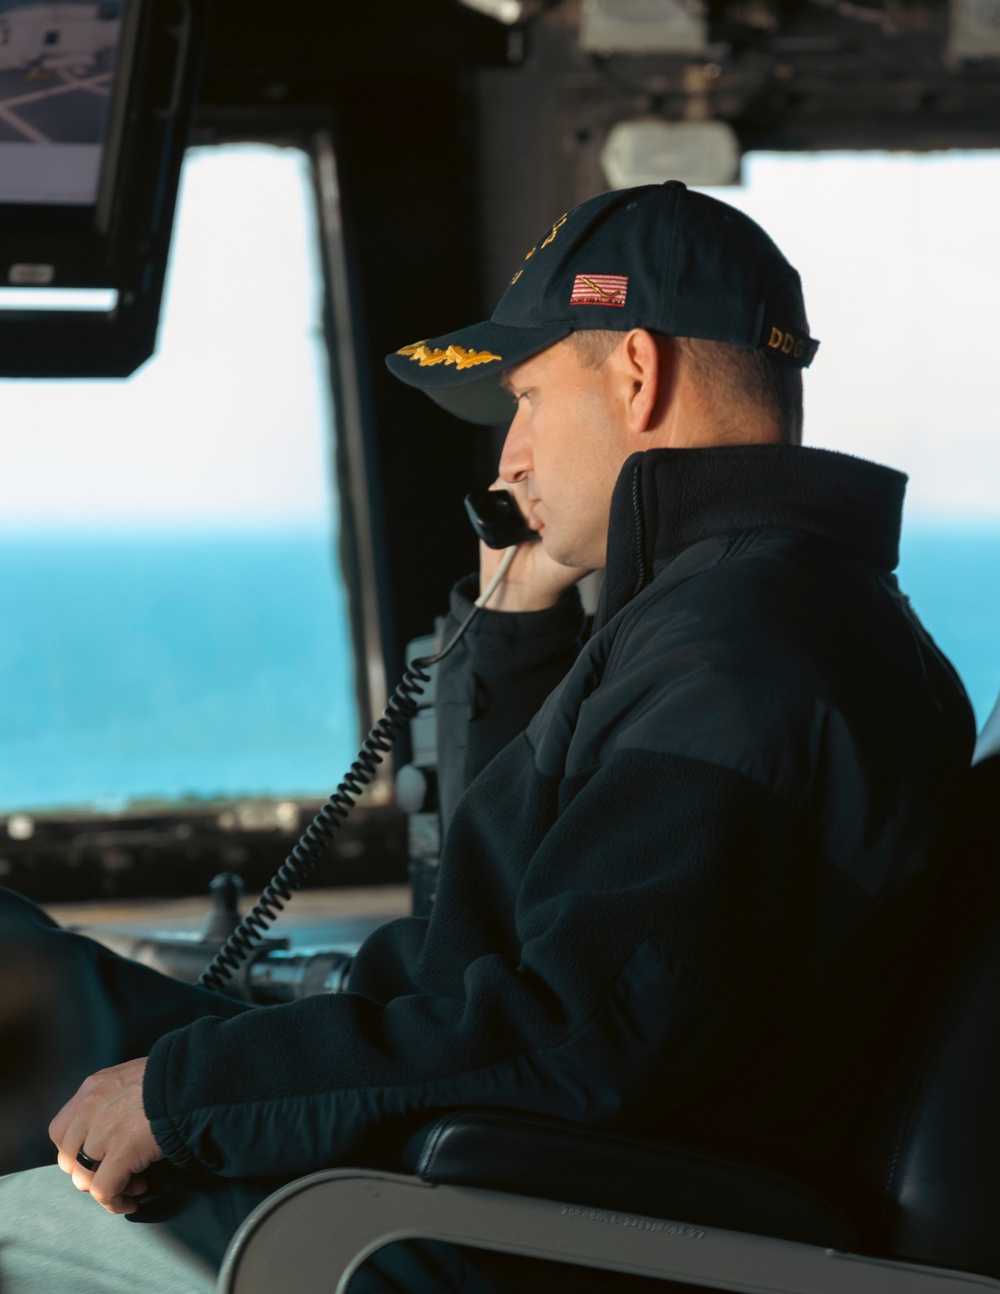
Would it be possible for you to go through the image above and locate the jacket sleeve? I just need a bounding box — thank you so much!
[143,746,804,1180]
[436,574,584,831]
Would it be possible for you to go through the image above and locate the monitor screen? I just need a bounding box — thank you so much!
[0,0,125,206]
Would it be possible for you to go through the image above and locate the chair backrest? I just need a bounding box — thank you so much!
[852,743,1000,1277]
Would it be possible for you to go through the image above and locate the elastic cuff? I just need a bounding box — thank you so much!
[447,574,584,646]
[144,1033,200,1169]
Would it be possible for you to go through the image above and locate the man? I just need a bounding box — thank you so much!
[0,180,975,1293]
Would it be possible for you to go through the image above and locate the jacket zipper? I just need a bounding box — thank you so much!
[631,462,650,593]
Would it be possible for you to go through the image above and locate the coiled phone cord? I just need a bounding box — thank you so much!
[198,546,519,992]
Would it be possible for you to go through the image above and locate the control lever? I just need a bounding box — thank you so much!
[201,871,245,943]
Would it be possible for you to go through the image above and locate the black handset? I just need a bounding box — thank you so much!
[464,489,535,549]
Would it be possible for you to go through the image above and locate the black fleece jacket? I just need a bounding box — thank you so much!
[143,445,975,1186]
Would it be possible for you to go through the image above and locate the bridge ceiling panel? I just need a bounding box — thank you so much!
[195,0,1000,150]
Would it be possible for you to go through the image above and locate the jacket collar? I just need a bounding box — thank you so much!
[599,445,907,626]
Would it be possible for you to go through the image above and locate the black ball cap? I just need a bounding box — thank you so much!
[385,180,819,426]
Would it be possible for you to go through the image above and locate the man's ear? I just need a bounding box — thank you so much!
[620,329,671,435]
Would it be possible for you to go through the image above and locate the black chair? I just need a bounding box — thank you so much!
[216,737,1000,1294]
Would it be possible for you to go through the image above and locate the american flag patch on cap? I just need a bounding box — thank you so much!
[570,274,628,308]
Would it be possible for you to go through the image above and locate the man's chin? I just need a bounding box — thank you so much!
[540,532,599,571]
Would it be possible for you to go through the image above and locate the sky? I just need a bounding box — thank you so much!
[0,144,998,528]
[0,144,335,532]
[702,151,1000,520]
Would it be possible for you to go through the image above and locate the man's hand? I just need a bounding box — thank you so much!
[480,479,592,612]
[49,1057,163,1215]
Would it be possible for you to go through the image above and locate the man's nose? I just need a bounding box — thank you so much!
[498,409,532,484]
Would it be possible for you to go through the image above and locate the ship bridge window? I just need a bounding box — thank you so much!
[701,153,1000,729]
[43,30,59,45]
[0,143,359,817]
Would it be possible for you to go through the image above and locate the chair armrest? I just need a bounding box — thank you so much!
[408,1110,856,1251]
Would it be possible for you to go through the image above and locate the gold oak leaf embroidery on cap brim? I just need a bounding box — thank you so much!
[397,342,503,369]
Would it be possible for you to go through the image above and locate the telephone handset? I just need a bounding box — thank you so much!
[464,489,535,549]
[198,490,523,992]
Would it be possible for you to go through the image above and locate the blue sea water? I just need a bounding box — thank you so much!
[898,525,1000,733]
[0,530,360,813]
[0,525,996,815]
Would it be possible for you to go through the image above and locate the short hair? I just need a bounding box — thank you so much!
[567,329,803,447]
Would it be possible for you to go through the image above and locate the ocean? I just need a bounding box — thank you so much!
[0,530,360,814]
[0,525,996,814]
[897,525,1000,737]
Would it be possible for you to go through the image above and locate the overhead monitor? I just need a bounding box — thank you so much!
[0,0,211,375]
[0,2,125,212]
